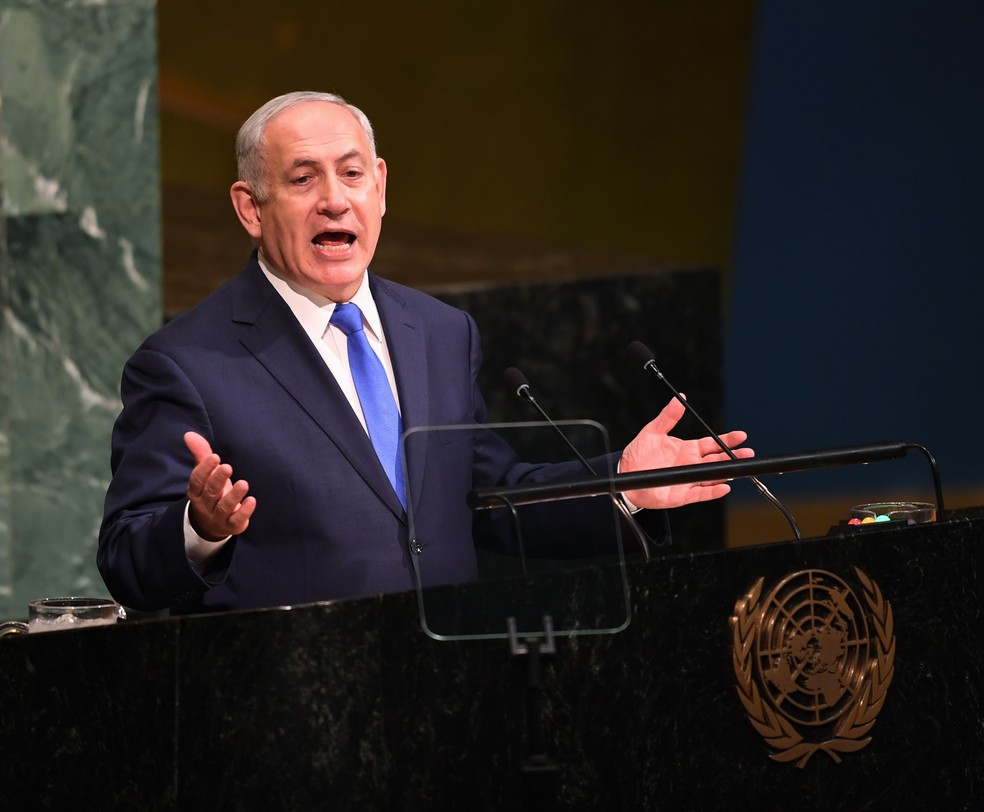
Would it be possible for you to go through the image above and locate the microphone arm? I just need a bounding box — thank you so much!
[469,441,933,511]
[627,341,803,540]
[503,367,653,559]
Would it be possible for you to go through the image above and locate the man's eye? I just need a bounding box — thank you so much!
[343,170,363,180]
[293,175,312,185]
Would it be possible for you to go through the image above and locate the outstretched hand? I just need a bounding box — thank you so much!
[618,397,754,509]
[184,431,256,541]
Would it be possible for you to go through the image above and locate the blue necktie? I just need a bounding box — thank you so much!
[330,303,406,509]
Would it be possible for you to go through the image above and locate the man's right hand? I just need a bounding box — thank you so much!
[184,431,256,541]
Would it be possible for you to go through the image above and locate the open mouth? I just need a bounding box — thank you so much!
[313,231,355,252]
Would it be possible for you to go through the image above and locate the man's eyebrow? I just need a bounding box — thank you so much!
[287,150,369,172]
[335,149,369,166]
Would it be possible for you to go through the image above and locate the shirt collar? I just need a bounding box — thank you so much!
[257,253,384,342]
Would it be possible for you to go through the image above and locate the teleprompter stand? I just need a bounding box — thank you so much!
[507,615,559,811]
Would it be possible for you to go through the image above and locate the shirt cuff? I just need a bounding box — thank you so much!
[617,458,643,513]
[184,501,231,575]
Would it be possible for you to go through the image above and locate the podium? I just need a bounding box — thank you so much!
[2,510,981,810]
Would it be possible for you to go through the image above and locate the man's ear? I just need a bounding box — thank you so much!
[375,157,387,218]
[230,181,263,240]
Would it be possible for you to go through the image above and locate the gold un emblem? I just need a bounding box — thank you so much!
[730,568,895,767]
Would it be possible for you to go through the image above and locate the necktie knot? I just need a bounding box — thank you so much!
[330,302,364,337]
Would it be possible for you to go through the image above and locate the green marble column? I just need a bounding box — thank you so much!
[0,0,161,618]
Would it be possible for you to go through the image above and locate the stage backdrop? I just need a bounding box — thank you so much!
[727,1,984,523]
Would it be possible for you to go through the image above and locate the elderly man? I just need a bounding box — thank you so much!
[98,91,751,614]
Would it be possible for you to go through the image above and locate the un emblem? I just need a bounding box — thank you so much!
[730,568,895,767]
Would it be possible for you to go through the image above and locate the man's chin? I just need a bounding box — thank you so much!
[306,265,367,300]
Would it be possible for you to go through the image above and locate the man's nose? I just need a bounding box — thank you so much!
[317,178,350,216]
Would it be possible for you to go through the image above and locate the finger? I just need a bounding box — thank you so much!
[187,455,222,499]
[212,482,254,534]
[685,482,732,503]
[696,431,749,458]
[716,430,749,450]
[200,463,235,504]
[225,493,257,535]
[214,477,249,515]
[698,449,756,468]
[648,397,686,436]
[696,477,736,487]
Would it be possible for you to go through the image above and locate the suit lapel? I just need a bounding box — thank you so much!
[232,260,407,519]
[371,276,430,513]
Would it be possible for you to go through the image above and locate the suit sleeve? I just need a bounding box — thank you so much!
[97,347,231,611]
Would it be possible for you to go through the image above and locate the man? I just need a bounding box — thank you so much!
[98,91,751,614]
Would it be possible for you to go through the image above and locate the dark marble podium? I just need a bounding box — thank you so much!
[2,512,981,811]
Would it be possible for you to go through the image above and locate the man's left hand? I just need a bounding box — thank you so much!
[618,397,753,509]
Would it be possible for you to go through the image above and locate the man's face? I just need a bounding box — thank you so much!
[234,101,387,302]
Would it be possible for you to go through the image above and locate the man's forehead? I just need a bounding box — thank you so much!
[266,103,370,162]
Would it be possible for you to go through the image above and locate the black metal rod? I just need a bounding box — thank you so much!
[469,441,914,510]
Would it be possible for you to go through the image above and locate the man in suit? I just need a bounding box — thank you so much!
[97,91,751,614]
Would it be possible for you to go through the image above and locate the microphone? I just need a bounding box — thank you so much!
[503,366,653,559]
[626,341,803,541]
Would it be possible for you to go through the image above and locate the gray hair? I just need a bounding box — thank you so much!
[235,91,378,201]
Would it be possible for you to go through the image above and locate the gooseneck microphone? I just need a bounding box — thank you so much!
[503,366,653,559]
[626,341,803,541]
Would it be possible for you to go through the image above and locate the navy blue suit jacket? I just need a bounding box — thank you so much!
[98,256,624,613]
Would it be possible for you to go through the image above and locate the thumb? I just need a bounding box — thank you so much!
[183,431,214,464]
[648,396,686,436]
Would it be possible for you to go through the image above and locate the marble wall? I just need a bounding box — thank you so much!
[0,0,161,619]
